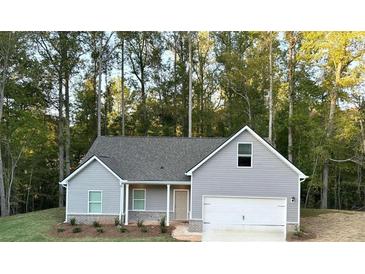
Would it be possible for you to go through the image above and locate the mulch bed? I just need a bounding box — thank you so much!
[50,223,175,239]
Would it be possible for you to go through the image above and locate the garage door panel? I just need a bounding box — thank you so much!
[203,196,287,241]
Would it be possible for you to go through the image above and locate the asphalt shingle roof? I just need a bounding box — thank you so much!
[81,136,227,181]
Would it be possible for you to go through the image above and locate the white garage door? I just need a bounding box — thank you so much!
[203,196,287,241]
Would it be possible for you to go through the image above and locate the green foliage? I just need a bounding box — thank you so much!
[1,31,365,217]
[137,219,144,228]
[72,227,81,233]
[159,215,166,228]
[70,218,76,226]
[114,217,120,226]
[57,227,65,233]
[118,225,128,233]
[96,227,104,233]
[140,225,148,233]
[92,221,101,228]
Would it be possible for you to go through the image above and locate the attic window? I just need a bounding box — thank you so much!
[237,143,252,167]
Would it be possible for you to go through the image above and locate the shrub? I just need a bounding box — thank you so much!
[70,218,76,226]
[140,225,148,233]
[96,227,104,233]
[137,219,144,228]
[159,216,166,227]
[118,226,128,233]
[57,227,65,233]
[159,215,167,233]
[72,227,81,233]
[92,221,101,228]
[114,217,120,226]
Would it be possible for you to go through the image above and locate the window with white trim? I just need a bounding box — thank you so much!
[88,191,102,213]
[238,143,252,167]
[133,189,146,211]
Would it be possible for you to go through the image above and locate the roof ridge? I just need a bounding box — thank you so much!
[98,135,227,139]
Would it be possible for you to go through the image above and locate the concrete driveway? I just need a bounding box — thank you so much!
[202,226,285,242]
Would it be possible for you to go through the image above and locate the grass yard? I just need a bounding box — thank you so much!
[0,208,178,242]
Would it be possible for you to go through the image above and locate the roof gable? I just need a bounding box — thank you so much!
[185,126,307,179]
[59,155,125,185]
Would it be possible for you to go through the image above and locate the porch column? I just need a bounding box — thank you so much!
[124,183,129,225]
[166,184,170,226]
[119,181,124,223]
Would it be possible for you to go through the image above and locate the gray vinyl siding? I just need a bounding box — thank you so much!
[67,160,121,214]
[128,184,190,212]
[191,130,299,223]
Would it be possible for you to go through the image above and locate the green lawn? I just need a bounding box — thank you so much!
[0,208,177,242]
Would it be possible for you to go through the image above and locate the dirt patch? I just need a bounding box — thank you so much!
[290,210,365,242]
[51,223,175,240]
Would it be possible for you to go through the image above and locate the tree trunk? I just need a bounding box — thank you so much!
[321,63,341,209]
[64,72,71,177]
[6,146,23,215]
[97,54,102,137]
[188,32,193,138]
[58,75,65,207]
[268,31,274,145]
[287,32,296,163]
[0,33,11,216]
[25,168,33,213]
[104,69,108,135]
[141,71,147,135]
[121,39,125,136]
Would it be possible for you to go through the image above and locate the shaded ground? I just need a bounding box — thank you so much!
[290,209,365,242]
[0,208,177,242]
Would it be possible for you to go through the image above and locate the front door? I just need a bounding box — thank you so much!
[174,190,188,220]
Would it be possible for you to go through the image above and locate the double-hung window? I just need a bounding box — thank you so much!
[133,189,146,211]
[88,191,102,213]
[237,143,253,167]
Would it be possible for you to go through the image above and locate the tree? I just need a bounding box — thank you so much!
[301,32,365,208]
[285,31,299,162]
[0,32,15,216]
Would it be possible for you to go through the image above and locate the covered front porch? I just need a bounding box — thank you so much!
[122,181,191,226]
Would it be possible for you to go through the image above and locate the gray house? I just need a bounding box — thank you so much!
[59,126,307,239]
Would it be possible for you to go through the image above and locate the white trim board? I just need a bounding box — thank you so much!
[59,155,126,185]
[185,125,307,179]
[126,181,190,185]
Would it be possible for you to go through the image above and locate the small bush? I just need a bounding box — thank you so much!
[137,219,144,228]
[118,226,128,233]
[72,227,81,233]
[140,225,148,233]
[70,218,76,226]
[114,217,120,226]
[96,227,104,233]
[159,215,166,227]
[92,221,101,228]
[160,226,168,234]
[57,227,65,233]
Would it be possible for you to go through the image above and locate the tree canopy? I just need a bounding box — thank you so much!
[0,31,364,216]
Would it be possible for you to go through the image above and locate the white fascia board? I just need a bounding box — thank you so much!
[126,181,190,185]
[59,155,126,185]
[185,125,308,179]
